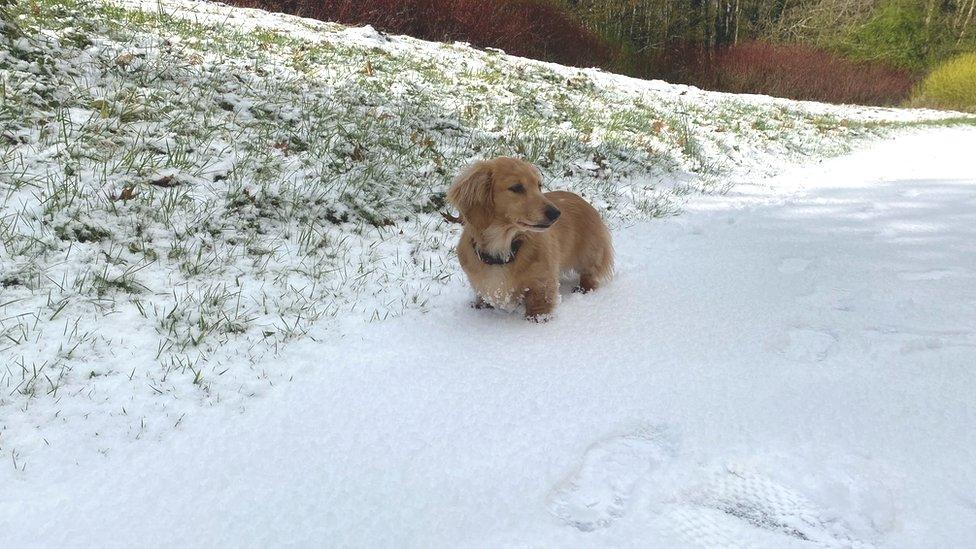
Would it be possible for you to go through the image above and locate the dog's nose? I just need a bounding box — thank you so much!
[544,205,561,222]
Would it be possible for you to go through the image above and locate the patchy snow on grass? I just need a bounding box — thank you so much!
[5,123,976,547]
[1,1,976,545]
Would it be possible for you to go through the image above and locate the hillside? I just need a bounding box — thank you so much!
[4,1,976,546]
[1,0,973,481]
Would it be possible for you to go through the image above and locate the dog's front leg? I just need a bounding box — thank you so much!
[524,281,557,322]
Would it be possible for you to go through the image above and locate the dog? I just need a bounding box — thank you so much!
[447,157,613,321]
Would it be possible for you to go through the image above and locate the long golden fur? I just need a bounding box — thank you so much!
[447,157,613,321]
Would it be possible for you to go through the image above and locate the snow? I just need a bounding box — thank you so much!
[4,126,976,547]
[3,0,976,544]
[7,0,969,463]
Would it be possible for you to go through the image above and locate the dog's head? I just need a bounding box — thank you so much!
[447,157,561,232]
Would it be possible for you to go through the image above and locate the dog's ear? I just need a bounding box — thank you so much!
[448,161,493,215]
[529,164,543,188]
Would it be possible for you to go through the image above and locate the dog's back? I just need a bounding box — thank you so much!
[545,191,614,287]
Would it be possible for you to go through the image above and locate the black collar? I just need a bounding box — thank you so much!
[473,238,523,265]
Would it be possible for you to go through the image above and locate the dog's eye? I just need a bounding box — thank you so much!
[508,184,525,193]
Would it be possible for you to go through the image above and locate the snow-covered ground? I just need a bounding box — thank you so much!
[3,0,976,545]
[5,0,970,466]
[5,126,976,547]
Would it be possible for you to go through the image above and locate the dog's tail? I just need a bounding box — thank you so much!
[595,230,615,283]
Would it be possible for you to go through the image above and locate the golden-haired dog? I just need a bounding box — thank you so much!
[447,157,613,321]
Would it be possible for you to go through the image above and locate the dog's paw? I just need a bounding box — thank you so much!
[526,313,553,323]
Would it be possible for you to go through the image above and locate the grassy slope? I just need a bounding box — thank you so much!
[0,0,971,463]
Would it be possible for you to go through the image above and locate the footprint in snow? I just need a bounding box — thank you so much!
[547,426,673,532]
[664,468,875,549]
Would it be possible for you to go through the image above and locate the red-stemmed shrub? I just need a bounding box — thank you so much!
[644,41,916,106]
[227,0,615,69]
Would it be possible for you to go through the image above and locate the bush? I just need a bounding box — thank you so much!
[643,41,916,106]
[840,0,931,71]
[227,0,615,69]
[912,53,976,112]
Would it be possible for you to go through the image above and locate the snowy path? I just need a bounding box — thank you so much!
[5,127,976,547]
